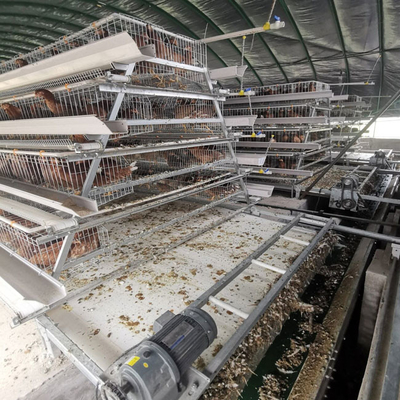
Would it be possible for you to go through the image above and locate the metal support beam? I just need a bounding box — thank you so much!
[36,316,104,386]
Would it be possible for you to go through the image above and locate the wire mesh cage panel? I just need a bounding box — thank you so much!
[121,98,221,138]
[0,217,108,272]
[263,155,301,170]
[0,152,137,196]
[331,108,362,118]
[239,129,330,143]
[127,143,233,181]
[130,61,209,92]
[136,171,242,202]
[224,104,317,119]
[0,85,152,131]
[228,81,330,98]
[0,13,206,76]
[0,134,76,150]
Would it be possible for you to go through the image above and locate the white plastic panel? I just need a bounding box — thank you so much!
[236,153,266,166]
[0,247,66,319]
[209,65,248,80]
[0,115,116,137]
[224,115,257,127]
[0,32,154,92]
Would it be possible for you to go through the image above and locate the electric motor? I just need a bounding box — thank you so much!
[101,307,217,400]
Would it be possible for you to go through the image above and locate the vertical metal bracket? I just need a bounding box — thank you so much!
[81,62,136,198]
[52,233,75,279]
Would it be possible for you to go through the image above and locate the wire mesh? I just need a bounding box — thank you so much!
[0,152,136,195]
[0,13,206,75]
[0,84,152,130]
[224,104,317,118]
[228,81,330,98]
[239,129,330,143]
[130,61,208,92]
[136,171,241,202]
[127,143,233,181]
[0,142,234,204]
[0,216,108,271]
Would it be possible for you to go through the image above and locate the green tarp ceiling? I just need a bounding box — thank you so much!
[0,0,398,111]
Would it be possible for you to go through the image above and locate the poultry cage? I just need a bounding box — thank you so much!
[223,104,328,124]
[0,12,248,294]
[0,141,234,205]
[223,81,333,193]
[227,81,331,98]
[0,13,206,74]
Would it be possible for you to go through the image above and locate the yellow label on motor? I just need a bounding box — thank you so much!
[127,356,140,366]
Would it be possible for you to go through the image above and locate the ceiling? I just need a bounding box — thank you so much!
[0,0,399,112]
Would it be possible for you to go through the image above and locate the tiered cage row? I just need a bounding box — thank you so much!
[223,81,333,189]
[0,14,246,277]
[330,94,370,148]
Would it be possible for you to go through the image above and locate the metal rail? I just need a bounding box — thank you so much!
[201,219,335,382]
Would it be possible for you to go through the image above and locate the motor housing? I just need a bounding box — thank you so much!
[329,174,360,212]
[101,307,217,400]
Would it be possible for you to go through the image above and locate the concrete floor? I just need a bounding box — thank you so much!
[0,196,311,400]
[0,303,73,400]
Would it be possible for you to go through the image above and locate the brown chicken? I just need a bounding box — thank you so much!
[35,89,78,117]
[146,24,168,60]
[93,159,137,186]
[85,102,108,120]
[9,155,43,185]
[29,229,100,268]
[188,147,224,164]
[282,132,289,142]
[1,103,22,120]
[40,158,90,190]
[299,133,305,142]
[175,104,214,119]
[15,58,28,68]
[277,158,285,169]
[293,134,301,143]
[95,28,109,39]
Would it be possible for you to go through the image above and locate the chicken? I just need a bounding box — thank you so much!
[188,147,224,164]
[175,104,214,119]
[40,158,90,190]
[29,103,44,118]
[93,159,137,186]
[35,89,78,116]
[282,132,289,142]
[311,132,319,141]
[293,134,301,143]
[9,155,43,184]
[146,24,168,60]
[70,135,87,143]
[15,58,28,68]
[85,102,108,120]
[299,134,305,142]
[277,158,286,169]
[309,82,316,92]
[95,28,109,39]
[29,229,100,268]
[1,103,22,120]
